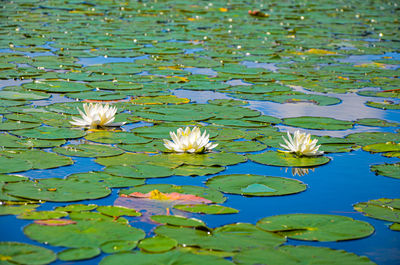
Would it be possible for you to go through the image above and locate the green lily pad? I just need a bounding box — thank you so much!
[104,164,174,179]
[0,133,65,148]
[69,212,129,224]
[120,184,226,204]
[248,151,330,167]
[173,165,226,176]
[355,118,399,127]
[233,245,376,265]
[54,143,124,157]
[154,223,285,252]
[0,156,32,174]
[371,163,400,179]
[282,116,353,130]
[97,206,141,217]
[55,204,97,212]
[58,247,101,261]
[0,242,56,265]
[12,127,86,140]
[17,210,68,220]
[354,198,400,223]
[0,90,49,101]
[0,174,28,182]
[389,223,400,231]
[0,204,39,216]
[216,140,267,153]
[0,118,42,131]
[4,178,111,202]
[24,220,145,248]
[346,132,400,146]
[265,94,341,106]
[206,174,306,196]
[23,81,93,93]
[99,250,234,265]
[150,215,206,227]
[138,236,178,253]
[66,172,145,188]
[362,142,400,153]
[85,131,150,144]
[0,149,73,170]
[257,214,374,241]
[366,101,400,110]
[173,204,238,215]
[100,240,137,253]
[66,91,126,101]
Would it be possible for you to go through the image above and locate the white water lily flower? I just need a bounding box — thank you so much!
[163,126,218,153]
[280,130,324,157]
[70,103,125,129]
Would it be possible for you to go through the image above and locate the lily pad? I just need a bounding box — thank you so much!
[173,204,238,215]
[0,156,32,174]
[66,172,145,188]
[12,127,86,140]
[97,206,141,217]
[173,165,226,176]
[58,247,101,261]
[355,118,399,127]
[100,240,137,253]
[155,223,285,252]
[234,245,376,265]
[0,133,65,148]
[24,220,145,248]
[0,242,56,265]
[0,149,73,170]
[362,142,400,153]
[282,116,353,130]
[0,204,39,216]
[0,121,41,131]
[120,184,226,204]
[85,131,150,144]
[4,178,111,202]
[248,151,330,167]
[206,174,306,196]
[104,164,174,179]
[370,163,400,179]
[17,210,68,220]
[138,236,178,253]
[257,214,374,241]
[54,143,124,157]
[99,250,234,265]
[353,198,400,223]
[150,215,206,227]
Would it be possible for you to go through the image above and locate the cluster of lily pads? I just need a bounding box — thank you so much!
[1,0,400,264]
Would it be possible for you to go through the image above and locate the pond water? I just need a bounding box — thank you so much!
[1,1,400,265]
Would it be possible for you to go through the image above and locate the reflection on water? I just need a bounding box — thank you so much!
[288,167,316,177]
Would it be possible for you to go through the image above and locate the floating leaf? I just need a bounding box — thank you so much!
[355,118,399,127]
[0,204,39,216]
[234,245,376,265]
[138,236,178,253]
[354,198,400,223]
[174,204,239,215]
[0,156,32,174]
[17,210,68,220]
[24,220,145,248]
[12,127,86,140]
[362,142,400,153]
[67,172,145,188]
[248,151,330,167]
[150,215,205,227]
[100,240,137,254]
[282,116,353,130]
[58,247,101,261]
[4,178,110,202]
[0,242,56,265]
[173,165,225,176]
[257,214,374,241]
[155,223,285,252]
[54,143,124,157]
[206,174,306,196]
[371,163,400,179]
[100,250,234,265]
[97,206,141,217]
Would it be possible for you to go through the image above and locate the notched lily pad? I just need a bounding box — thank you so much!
[206,174,306,196]
[257,214,374,242]
[0,242,56,265]
[173,204,239,215]
[354,198,400,223]
[248,151,330,167]
[371,163,400,179]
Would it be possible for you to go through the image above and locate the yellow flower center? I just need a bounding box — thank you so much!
[149,190,169,200]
